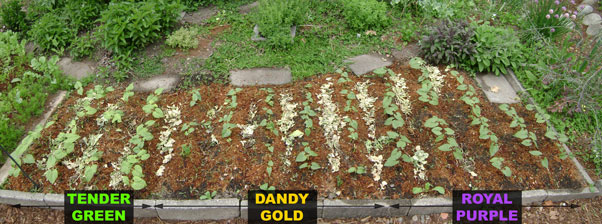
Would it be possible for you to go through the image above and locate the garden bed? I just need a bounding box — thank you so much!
[3,60,585,200]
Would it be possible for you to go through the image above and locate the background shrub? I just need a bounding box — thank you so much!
[28,12,75,53]
[468,23,522,75]
[69,33,97,60]
[0,0,27,32]
[341,0,390,32]
[0,31,69,162]
[253,0,308,49]
[62,0,106,31]
[97,0,183,56]
[166,27,199,49]
[419,20,476,65]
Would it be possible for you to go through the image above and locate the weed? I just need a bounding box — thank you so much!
[199,190,217,200]
[412,182,445,195]
[166,27,200,50]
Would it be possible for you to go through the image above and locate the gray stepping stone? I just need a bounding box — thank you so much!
[58,57,95,80]
[578,5,594,15]
[230,68,292,86]
[583,13,602,26]
[475,73,520,104]
[587,23,602,36]
[133,74,180,92]
[345,54,392,75]
[239,1,258,14]
[392,43,420,64]
[582,0,598,5]
[181,7,217,25]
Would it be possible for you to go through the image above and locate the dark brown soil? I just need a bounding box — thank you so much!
[4,62,586,199]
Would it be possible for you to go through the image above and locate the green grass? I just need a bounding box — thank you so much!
[201,0,402,81]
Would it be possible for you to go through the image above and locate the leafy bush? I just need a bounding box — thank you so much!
[0,31,69,163]
[0,0,27,32]
[253,0,308,49]
[62,0,106,31]
[419,20,476,65]
[468,23,522,75]
[97,0,184,56]
[26,0,68,21]
[525,0,574,39]
[417,0,455,18]
[341,0,390,32]
[69,33,97,60]
[29,13,75,53]
[166,27,199,49]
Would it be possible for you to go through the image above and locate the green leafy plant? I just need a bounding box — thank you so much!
[490,157,512,177]
[166,27,199,50]
[0,0,27,32]
[180,144,191,158]
[97,0,183,55]
[259,183,276,191]
[499,104,538,147]
[252,0,308,49]
[424,116,463,160]
[181,122,198,136]
[341,0,391,32]
[62,0,105,31]
[200,190,217,200]
[296,142,320,170]
[347,166,366,174]
[142,88,165,119]
[410,58,440,106]
[69,33,96,60]
[468,23,522,76]
[190,89,202,106]
[29,12,75,53]
[101,108,124,124]
[299,92,316,136]
[44,120,80,184]
[122,84,135,102]
[419,20,476,65]
[220,112,236,138]
[412,182,445,195]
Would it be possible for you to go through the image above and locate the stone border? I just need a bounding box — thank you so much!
[1,71,601,220]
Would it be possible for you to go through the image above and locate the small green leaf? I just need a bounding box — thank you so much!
[84,165,98,182]
[412,187,423,194]
[432,186,445,194]
[541,157,549,169]
[131,176,147,190]
[529,151,542,156]
[45,169,58,184]
[22,154,35,164]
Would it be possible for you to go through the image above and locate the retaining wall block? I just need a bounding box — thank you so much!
[546,187,600,202]
[407,197,451,216]
[155,198,239,220]
[322,199,410,219]
[134,199,158,218]
[521,190,548,205]
[0,189,45,206]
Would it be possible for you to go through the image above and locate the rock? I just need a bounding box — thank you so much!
[475,73,520,104]
[578,5,593,15]
[181,7,217,25]
[252,24,296,41]
[392,43,420,64]
[57,57,95,80]
[239,1,259,14]
[582,13,602,26]
[345,54,393,76]
[582,0,598,5]
[25,42,38,54]
[133,74,180,92]
[230,68,292,86]
[586,23,602,36]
